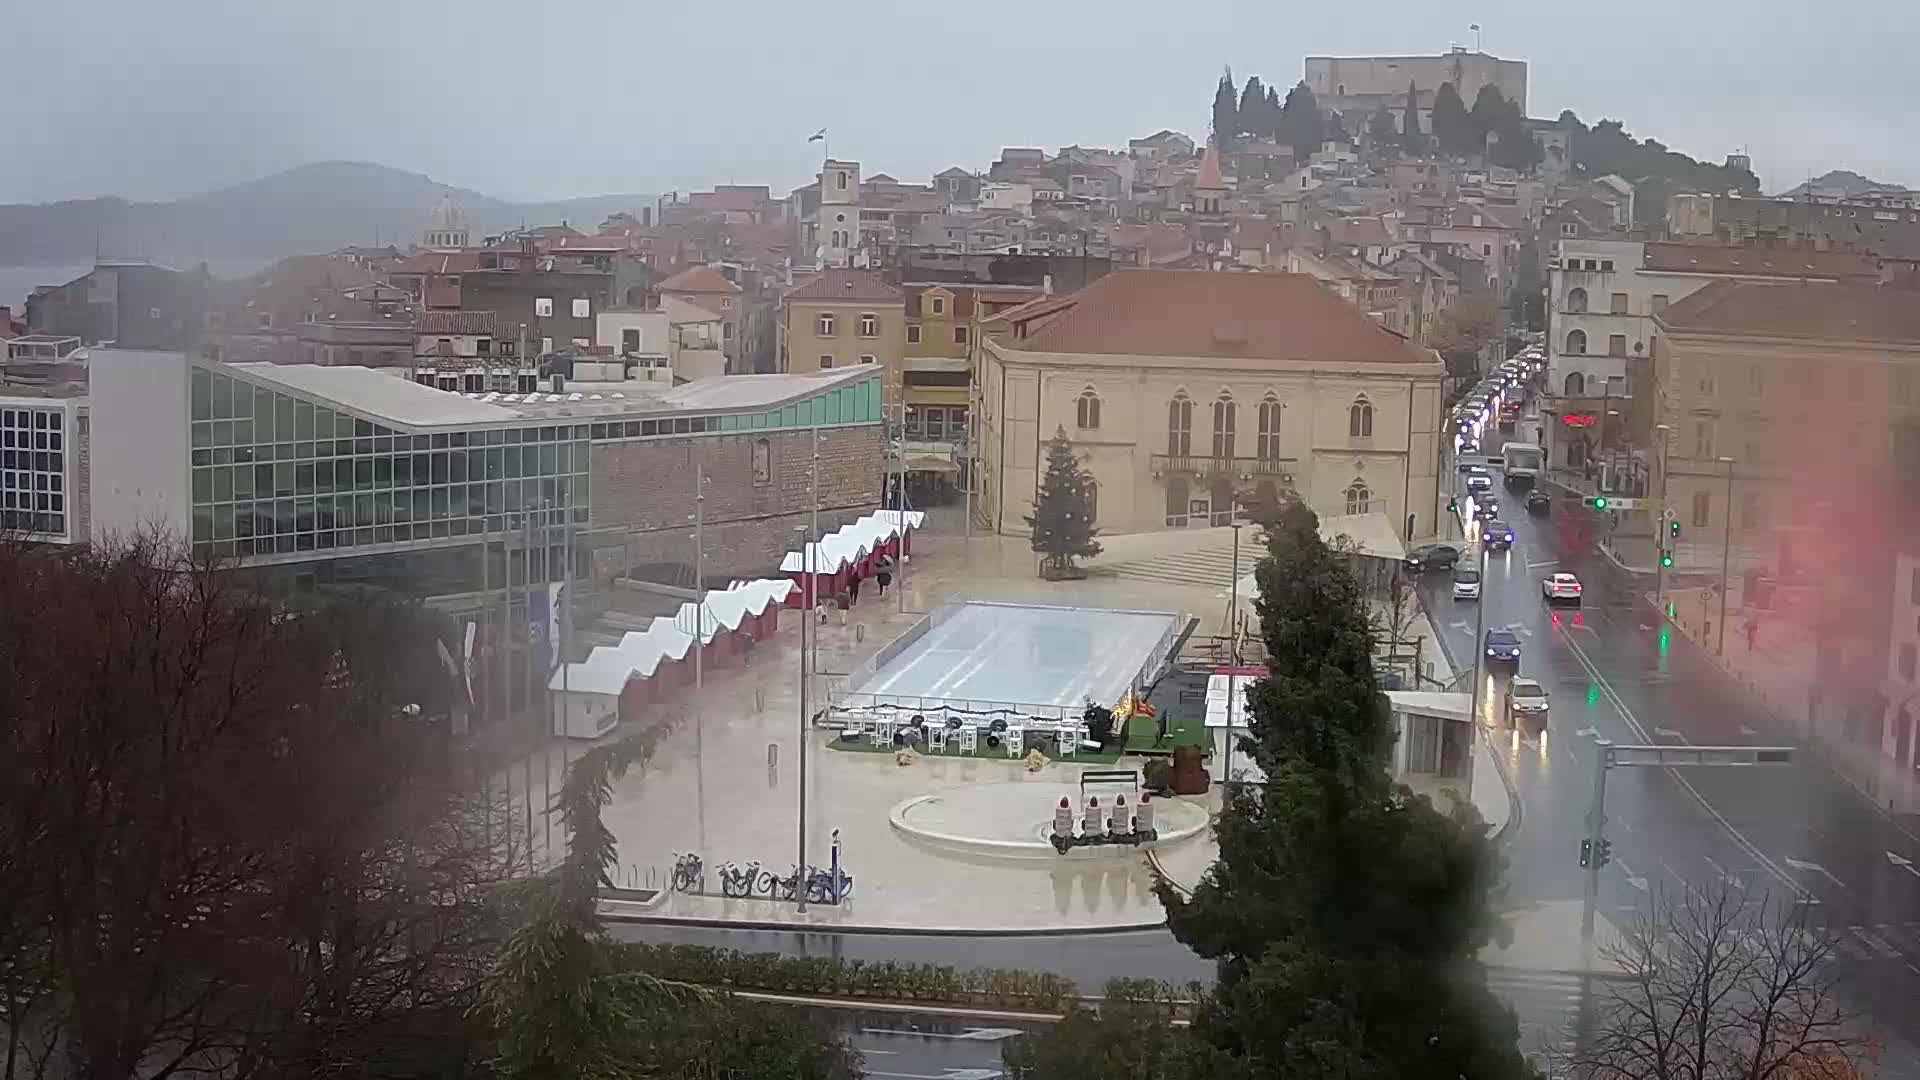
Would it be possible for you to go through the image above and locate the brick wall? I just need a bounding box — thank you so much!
[586,423,882,582]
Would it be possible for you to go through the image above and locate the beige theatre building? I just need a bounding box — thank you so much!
[977,270,1444,537]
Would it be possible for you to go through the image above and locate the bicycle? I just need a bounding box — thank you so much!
[671,851,704,894]
[716,860,761,898]
[806,865,854,904]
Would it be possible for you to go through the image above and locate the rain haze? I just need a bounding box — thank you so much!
[3,0,1916,204]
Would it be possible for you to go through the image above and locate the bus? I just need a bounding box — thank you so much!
[1502,442,1544,491]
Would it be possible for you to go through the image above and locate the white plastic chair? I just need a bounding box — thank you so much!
[928,725,948,752]
[958,725,978,754]
[1055,724,1077,756]
[1005,726,1024,758]
[871,719,896,748]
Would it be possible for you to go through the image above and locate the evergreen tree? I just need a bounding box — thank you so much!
[1212,69,1240,150]
[1367,105,1398,147]
[1276,80,1323,157]
[1401,81,1423,152]
[1024,431,1101,578]
[1431,81,1470,156]
[1238,75,1267,141]
[1155,498,1532,1079]
[1469,84,1506,155]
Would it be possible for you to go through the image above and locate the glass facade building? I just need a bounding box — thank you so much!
[0,402,72,539]
[187,363,885,563]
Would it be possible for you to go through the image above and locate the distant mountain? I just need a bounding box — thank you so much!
[1777,169,1912,200]
[0,162,654,269]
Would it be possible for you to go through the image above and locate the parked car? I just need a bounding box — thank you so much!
[1481,519,1515,550]
[1542,572,1584,606]
[1484,627,1523,664]
[1509,678,1551,727]
[1452,567,1482,601]
[1405,543,1462,573]
[1525,489,1552,516]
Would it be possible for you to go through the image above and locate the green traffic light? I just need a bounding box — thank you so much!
[1592,496,1608,510]
[1661,553,1674,567]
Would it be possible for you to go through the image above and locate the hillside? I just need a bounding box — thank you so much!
[0,162,654,268]
[1778,169,1910,200]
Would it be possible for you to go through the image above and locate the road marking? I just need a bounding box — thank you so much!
[868,1070,1002,1080]
[1890,851,1920,878]
[1514,625,1533,638]
[1654,726,1690,743]
[861,1027,1025,1043]
[1739,723,1758,737]
[1558,630,1808,899]
[1783,857,1848,891]
[1528,560,1560,570]
[1450,620,1472,631]
[1574,727,1598,738]
[1853,926,1903,959]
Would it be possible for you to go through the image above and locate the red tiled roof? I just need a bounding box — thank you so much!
[1656,280,1920,345]
[784,270,903,304]
[1002,269,1432,363]
[1105,223,1193,266]
[1641,242,1877,281]
[418,310,501,336]
[387,251,485,275]
[658,265,741,294]
[424,283,461,309]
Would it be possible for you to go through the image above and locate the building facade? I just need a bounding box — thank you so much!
[1305,49,1528,120]
[977,270,1444,537]
[0,393,84,544]
[779,270,906,399]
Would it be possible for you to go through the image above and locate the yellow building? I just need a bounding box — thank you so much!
[977,269,1445,536]
[779,270,906,400]
[902,282,1043,442]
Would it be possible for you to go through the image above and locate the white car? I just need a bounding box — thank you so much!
[1541,572,1584,606]
[1452,567,1482,601]
[1509,678,1550,725]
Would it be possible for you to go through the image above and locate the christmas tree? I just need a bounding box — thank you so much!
[1025,431,1102,578]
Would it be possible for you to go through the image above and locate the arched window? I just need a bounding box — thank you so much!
[1257,394,1283,460]
[1076,388,1101,430]
[1566,287,1588,313]
[1212,392,1236,458]
[1348,396,1374,438]
[1564,371,1586,396]
[1346,480,1372,516]
[1566,328,1588,355]
[1167,393,1192,456]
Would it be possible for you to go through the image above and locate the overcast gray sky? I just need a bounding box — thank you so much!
[3,0,1910,205]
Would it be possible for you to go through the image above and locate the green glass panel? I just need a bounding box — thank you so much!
[211,467,232,502]
[191,368,212,421]
[192,423,211,449]
[336,413,354,438]
[192,468,211,503]
[295,400,315,440]
[275,463,295,498]
[211,420,231,447]
[210,373,232,419]
[213,504,234,540]
[253,386,273,437]
[191,506,211,541]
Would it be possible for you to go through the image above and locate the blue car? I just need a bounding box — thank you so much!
[1484,627,1522,663]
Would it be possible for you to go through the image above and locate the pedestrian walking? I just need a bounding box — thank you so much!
[1744,615,1759,653]
[848,575,862,606]
[875,554,895,596]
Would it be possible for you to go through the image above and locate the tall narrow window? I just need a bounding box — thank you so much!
[1566,287,1588,313]
[1345,480,1372,516]
[1564,372,1586,396]
[1076,389,1101,431]
[1167,393,1192,456]
[1348,396,1373,438]
[1566,329,1587,355]
[817,313,836,336]
[859,312,878,337]
[1257,394,1283,460]
[1212,392,1236,458]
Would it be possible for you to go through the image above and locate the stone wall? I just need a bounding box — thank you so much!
[586,423,882,582]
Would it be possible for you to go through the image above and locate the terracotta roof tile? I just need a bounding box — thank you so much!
[1195,149,1225,190]
[1641,242,1876,280]
[418,310,502,336]
[1656,280,1920,344]
[1002,269,1431,363]
[658,265,741,294]
[783,270,903,304]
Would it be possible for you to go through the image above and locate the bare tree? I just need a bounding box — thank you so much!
[0,535,515,1079]
[1568,885,1875,1080]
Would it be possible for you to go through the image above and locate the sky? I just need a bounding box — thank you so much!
[3,0,1912,206]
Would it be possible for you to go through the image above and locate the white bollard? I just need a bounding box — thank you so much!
[1083,796,1104,838]
[1109,793,1128,836]
[1136,791,1155,835]
[1052,797,1074,843]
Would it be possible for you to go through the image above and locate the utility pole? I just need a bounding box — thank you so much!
[1717,455,1735,655]
[693,464,705,692]
[798,420,821,911]
[1465,538,1490,728]
[894,403,908,613]
[1653,423,1671,609]
[1580,739,1610,942]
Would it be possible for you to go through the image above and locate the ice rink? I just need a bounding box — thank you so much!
[844,601,1182,715]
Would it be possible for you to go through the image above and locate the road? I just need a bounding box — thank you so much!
[1420,430,1920,1076]
[613,413,1920,1074]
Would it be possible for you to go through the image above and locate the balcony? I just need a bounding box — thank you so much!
[1151,454,1296,481]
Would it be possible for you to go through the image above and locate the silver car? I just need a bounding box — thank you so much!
[1509,678,1550,728]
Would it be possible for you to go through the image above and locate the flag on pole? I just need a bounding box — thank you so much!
[808,128,827,143]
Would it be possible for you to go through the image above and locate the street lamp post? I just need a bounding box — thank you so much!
[1466,536,1490,730]
[1226,520,1245,781]
[797,421,822,911]
[1716,455,1736,655]
[1653,423,1671,608]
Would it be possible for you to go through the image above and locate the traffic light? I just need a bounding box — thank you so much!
[1669,518,1682,540]
[1447,496,1459,513]
[1597,838,1613,868]
[1661,551,1674,568]
[1584,495,1609,511]
[1579,839,1592,868]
